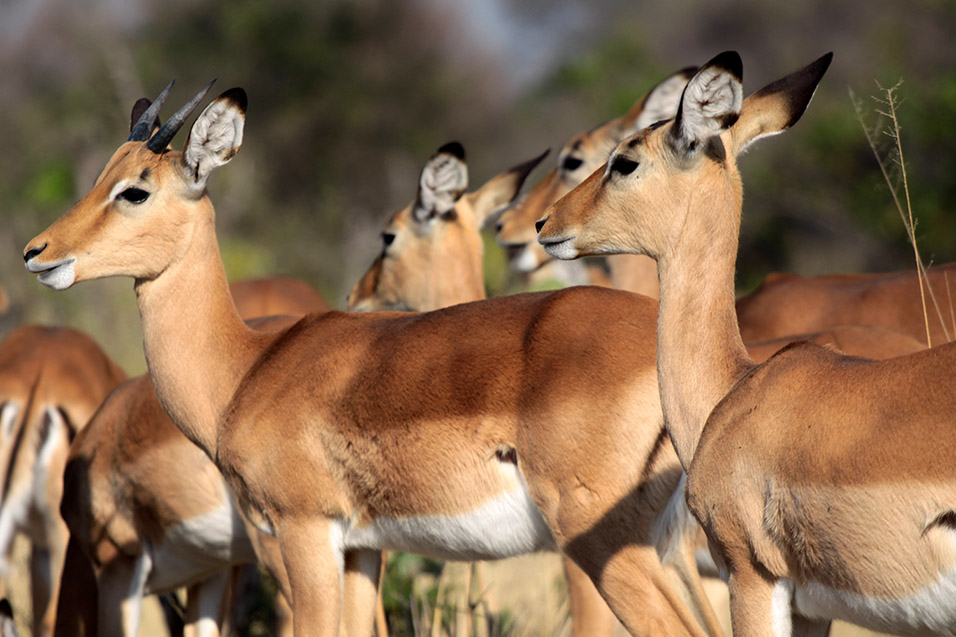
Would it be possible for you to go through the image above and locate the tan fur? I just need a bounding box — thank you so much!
[348,146,544,312]
[0,326,125,637]
[737,265,956,346]
[496,67,696,297]
[351,146,724,636]
[56,284,321,637]
[540,52,956,635]
[27,90,716,637]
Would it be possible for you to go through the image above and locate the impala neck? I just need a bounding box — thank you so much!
[134,198,266,456]
[654,168,753,469]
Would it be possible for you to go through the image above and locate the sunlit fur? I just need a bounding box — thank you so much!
[25,89,722,637]
[540,51,956,635]
[0,326,125,637]
[496,67,694,297]
[55,282,322,637]
[348,146,544,312]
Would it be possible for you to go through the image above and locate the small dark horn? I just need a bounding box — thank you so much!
[128,80,174,142]
[146,79,216,154]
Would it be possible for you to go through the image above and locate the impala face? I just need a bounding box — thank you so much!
[25,83,244,291]
[348,144,547,312]
[537,118,726,262]
[495,67,695,274]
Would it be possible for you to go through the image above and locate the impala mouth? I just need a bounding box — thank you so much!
[538,236,577,260]
[25,257,77,290]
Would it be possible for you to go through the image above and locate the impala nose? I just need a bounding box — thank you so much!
[495,223,503,234]
[24,244,47,262]
[535,218,548,233]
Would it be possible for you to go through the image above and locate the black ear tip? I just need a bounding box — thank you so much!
[678,66,698,80]
[707,51,743,82]
[813,52,834,77]
[438,141,465,160]
[220,87,248,114]
[0,597,12,617]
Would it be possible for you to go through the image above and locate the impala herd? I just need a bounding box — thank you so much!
[0,49,951,637]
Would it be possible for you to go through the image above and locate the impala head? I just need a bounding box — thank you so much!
[494,66,696,273]
[538,51,833,261]
[348,143,547,312]
[24,81,246,289]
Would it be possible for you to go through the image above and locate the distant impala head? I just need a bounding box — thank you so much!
[24,81,245,288]
[495,66,695,273]
[348,143,547,312]
[537,51,832,261]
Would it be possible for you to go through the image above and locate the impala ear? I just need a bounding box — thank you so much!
[670,51,743,156]
[628,66,697,133]
[730,52,833,156]
[182,88,247,196]
[413,142,468,224]
[467,148,549,229]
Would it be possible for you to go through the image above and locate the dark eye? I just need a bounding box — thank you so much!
[381,232,396,247]
[117,187,149,204]
[561,156,584,172]
[610,157,639,176]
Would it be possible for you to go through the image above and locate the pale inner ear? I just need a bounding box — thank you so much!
[415,153,467,222]
[674,67,742,151]
[183,99,245,190]
[632,73,691,132]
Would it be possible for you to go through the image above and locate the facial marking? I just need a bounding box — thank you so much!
[108,180,131,204]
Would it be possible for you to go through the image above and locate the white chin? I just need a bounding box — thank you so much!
[542,240,578,260]
[37,262,76,290]
[511,249,542,273]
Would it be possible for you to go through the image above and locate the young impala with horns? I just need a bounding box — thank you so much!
[26,82,720,636]
[539,50,956,636]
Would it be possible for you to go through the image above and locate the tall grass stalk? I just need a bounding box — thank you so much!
[850,81,949,345]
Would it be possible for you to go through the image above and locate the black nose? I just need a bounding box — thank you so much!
[495,223,503,234]
[24,244,46,262]
[535,218,548,233]
[381,233,396,247]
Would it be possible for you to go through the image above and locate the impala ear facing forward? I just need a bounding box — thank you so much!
[182,87,248,197]
[669,51,743,156]
[413,142,468,224]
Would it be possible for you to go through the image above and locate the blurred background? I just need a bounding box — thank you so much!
[2,0,955,373]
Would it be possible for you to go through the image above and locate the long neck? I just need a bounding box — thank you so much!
[655,169,753,469]
[134,200,268,456]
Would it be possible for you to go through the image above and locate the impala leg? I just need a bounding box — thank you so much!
[726,567,781,637]
[95,553,151,637]
[342,549,382,637]
[184,570,230,637]
[279,518,342,637]
[566,543,708,637]
[665,531,725,636]
[562,556,617,637]
[30,545,57,637]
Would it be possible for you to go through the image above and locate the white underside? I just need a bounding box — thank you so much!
[541,238,577,261]
[144,491,256,594]
[339,473,555,561]
[793,568,956,635]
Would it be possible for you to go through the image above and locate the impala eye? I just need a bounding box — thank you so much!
[117,187,150,204]
[561,156,584,172]
[611,157,639,176]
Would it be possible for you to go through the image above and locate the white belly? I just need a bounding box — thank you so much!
[145,498,256,593]
[342,478,555,561]
[794,571,956,635]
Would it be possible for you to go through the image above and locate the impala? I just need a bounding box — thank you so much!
[0,325,126,637]
[538,50,956,636]
[348,142,547,312]
[350,141,724,637]
[25,82,728,636]
[55,273,327,637]
[736,265,956,347]
[496,66,696,298]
